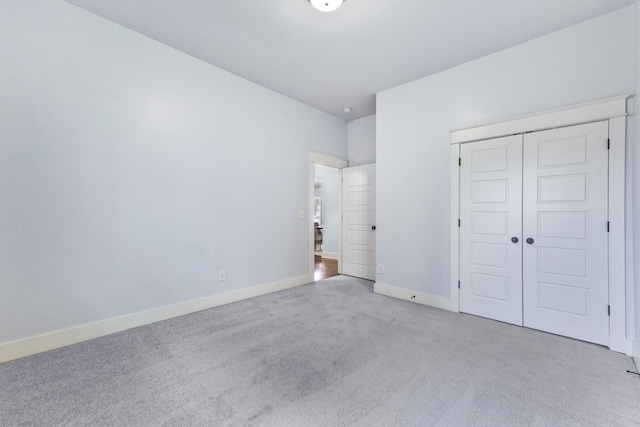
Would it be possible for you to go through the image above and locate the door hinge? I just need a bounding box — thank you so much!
[608,305,611,316]
[458,219,461,227]
[607,138,610,150]
[458,280,461,289]
[459,158,461,166]
[607,221,610,232]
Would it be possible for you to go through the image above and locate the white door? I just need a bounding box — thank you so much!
[460,135,523,325]
[522,121,609,345]
[341,164,376,280]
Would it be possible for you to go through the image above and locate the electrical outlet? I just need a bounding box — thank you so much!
[218,270,226,282]
[298,210,305,219]
[378,264,384,274]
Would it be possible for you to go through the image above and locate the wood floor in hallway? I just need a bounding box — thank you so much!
[314,257,338,281]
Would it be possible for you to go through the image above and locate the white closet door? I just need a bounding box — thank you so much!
[460,135,523,325]
[341,164,376,280]
[522,121,609,346]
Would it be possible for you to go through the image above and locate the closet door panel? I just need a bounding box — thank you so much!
[460,135,523,325]
[522,121,609,345]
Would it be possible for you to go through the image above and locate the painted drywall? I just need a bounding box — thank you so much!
[0,0,346,345]
[376,8,635,303]
[634,0,640,364]
[314,165,340,255]
[347,115,376,166]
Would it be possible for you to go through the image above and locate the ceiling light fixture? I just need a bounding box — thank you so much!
[308,0,344,13]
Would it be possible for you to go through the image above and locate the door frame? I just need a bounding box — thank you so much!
[449,95,630,354]
[309,152,348,279]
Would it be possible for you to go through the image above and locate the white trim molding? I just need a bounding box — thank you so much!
[451,95,629,144]
[450,95,631,354]
[321,252,339,260]
[0,274,313,364]
[310,151,348,168]
[374,282,453,311]
[608,115,630,354]
[633,340,640,372]
[449,143,460,313]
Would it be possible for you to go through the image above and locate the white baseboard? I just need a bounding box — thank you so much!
[633,340,640,372]
[0,274,313,364]
[374,282,453,311]
[321,252,339,260]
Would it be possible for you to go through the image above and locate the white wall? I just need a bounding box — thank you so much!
[347,115,376,166]
[633,0,640,364]
[314,165,340,255]
[376,8,635,305]
[0,0,346,345]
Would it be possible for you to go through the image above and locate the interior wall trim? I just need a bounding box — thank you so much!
[450,95,630,144]
[0,274,314,364]
[321,252,339,260]
[310,151,348,168]
[374,282,453,311]
[449,143,460,313]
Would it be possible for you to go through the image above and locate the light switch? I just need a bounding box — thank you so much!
[298,210,305,219]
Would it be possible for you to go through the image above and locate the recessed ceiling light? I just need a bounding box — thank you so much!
[343,107,353,114]
[308,0,344,13]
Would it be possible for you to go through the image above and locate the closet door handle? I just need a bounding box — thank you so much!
[511,237,519,244]
[526,237,535,245]
[371,225,376,231]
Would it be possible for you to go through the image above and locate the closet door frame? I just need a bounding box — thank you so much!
[449,95,630,355]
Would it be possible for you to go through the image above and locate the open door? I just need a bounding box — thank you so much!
[341,164,376,280]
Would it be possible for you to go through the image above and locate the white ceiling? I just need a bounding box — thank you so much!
[64,0,634,121]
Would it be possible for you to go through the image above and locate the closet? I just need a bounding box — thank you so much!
[450,95,633,354]
[459,121,610,346]
[450,97,629,352]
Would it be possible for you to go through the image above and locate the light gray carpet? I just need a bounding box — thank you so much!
[1,275,639,426]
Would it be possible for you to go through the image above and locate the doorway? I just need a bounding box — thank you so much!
[309,152,348,281]
[314,164,341,280]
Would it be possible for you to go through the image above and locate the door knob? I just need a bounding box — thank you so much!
[511,237,519,244]
[371,225,376,230]
[526,237,535,244]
